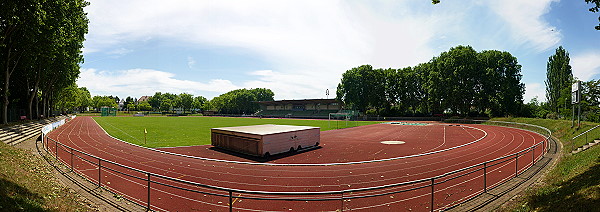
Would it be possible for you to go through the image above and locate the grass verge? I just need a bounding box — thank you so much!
[0,141,94,211]
[93,116,382,148]
[492,118,599,211]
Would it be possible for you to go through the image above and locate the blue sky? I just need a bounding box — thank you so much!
[78,0,600,102]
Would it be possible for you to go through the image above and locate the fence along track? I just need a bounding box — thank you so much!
[43,118,551,211]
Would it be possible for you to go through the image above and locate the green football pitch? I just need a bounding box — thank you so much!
[93,116,382,148]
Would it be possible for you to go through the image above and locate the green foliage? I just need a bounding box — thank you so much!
[178,93,194,111]
[53,85,92,113]
[137,101,152,111]
[160,99,173,112]
[210,88,274,114]
[586,0,600,30]
[192,96,207,111]
[147,92,207,113]
[91,95,117,111]
[0,0,89,122]
[336,45,524,117]
[94,116,381,147]
[580,79,600,122]
[545,46,573,118]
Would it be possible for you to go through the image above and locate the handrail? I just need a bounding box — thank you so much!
[573,125,600,140]
[43,119,551,211]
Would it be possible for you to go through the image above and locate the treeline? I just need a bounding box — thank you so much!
[336,45,525,117]
[133,88,273,114]
[207,88,274,114]
[61,88,275,115]
[0,0,89,123]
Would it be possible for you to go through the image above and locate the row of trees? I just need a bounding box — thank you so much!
[208,88,274,114]
[84,88,275,114]
[0,0,89,123]
[336,45,525,117]
[137,88,274,114]
[53,87,275,115]
[146,92,206,113]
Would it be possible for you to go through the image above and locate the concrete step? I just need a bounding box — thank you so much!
[571,139,600,154]
[6,131,40,145]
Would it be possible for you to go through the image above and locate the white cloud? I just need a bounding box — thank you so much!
[524,82,546,103]
[77,68,239,98]
[107,47,133,56]
[572,52,600,82]
[487,0,561,52]
[187,56,196,69]
[82,0,448,99]
[81,0,565,100]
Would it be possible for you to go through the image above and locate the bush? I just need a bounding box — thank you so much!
[546,112,560,119]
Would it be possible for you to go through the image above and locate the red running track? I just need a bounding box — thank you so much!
[45,117,546,211]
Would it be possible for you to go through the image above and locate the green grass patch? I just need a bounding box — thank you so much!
[492,117,600,212]
[0,142,92,211]
[93,116,381,148]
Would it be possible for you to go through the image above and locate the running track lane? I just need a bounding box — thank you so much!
[45,117,546,211]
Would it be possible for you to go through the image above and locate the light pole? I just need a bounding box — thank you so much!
[572,81,581,128]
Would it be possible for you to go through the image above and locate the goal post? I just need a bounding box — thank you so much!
[328,110,359,129]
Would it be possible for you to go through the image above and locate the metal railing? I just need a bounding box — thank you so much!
[42,120,550,211]
[571,125,600,152]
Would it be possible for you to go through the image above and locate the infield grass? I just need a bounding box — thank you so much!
[93,116,381,148]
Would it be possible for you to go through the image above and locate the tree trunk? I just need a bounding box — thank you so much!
[27,74,39,120]
[3,63,10,124]
[35,92,40,120]
[43,92,49,118]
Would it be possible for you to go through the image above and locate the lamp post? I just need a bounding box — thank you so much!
[572,81,581,128]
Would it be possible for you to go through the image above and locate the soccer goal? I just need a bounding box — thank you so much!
[101,107,117,117]
[328,110,359,129]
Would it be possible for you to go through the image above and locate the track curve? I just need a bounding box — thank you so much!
[46,117,546,211]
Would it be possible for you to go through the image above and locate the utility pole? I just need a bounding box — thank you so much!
[572,81,581,128]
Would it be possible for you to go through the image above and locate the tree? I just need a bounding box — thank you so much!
[586,0,600,30]
[192,96,207,111]
[91,95,117,111]
[148,92,163,110]
[545,46,573,116]
[210,88,274,114]
[477,50,524,116]
[336,45,525,117]
[581,79,600,122]
[1,0,88,122]
[336,65,386,112]
[137,101,152,111]
[124,96,134,110]
[178,93,194,112]
[127,103,136,111]
[77,87,92,112]
[160,99,173,112]
[425,45,479,115]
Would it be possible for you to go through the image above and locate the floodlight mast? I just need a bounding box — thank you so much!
[572,81,581,128]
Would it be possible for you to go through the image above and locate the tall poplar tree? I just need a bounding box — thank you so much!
[545,46,573,115]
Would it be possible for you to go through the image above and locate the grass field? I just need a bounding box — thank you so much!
[93,116,382,148]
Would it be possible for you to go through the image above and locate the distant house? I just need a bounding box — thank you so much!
[118,99,125,110]
[137,96,150,104]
